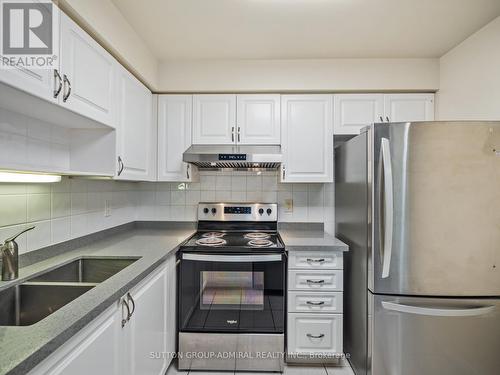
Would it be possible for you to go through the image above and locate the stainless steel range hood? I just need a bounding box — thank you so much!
[183,145,282,170]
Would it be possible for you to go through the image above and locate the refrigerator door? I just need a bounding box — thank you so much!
[371,121,500,296]
[370,293,500,375]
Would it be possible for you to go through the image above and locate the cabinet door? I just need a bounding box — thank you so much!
[0,2,59,103]
[115,66,155,181]
[59,13,116,127]
[193,94,236,144]
[236,94,280,144]
[127,263,168,375]
[158,95,195,181]
[287,313,343,355]
[28,303,121,375]
[383,93,434,122]
[165,255,177,366]
[281,95,333,183]
[333,94,383,135]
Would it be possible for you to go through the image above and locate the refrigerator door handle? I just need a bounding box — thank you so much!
[382,301,495,317]
[380,137,393,278]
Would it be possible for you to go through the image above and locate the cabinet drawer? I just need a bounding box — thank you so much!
[288,251,343,270]
[287,313,343,354]
[288,292,343,313]
[288,270,343,291]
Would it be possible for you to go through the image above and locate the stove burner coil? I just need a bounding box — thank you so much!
[196,237,228,247]
[202,232,225,238]
[244,232,271,240]
[248,239,274,248]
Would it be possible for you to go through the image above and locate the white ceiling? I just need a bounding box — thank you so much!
[112,0,500,60]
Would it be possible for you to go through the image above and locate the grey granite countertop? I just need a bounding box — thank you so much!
[279,223,348,252]
[0,223,195,375]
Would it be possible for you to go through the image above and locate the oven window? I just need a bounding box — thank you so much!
[201,271,264,310]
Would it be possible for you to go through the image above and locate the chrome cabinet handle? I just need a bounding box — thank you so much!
[307,333,325,339]
[121,299,130,328]
[186,164,190,180]
[53,69,62,98]
[306,279,325,284]
[126,293,135,320]
[306,258,325,263]
[385,116,390,122]
[282,164,286,180]
[237,126,241,143]
[379,116,383,122]
[62,74,71,102]
[306,301,325,306]
[231,127,235,142]
[117,156,124,176]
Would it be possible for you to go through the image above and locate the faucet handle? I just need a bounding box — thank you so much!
[4,226,35,244]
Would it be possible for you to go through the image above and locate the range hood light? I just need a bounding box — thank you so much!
[253,163,260,167]
[0,171,62,183]
[210,162,217,167]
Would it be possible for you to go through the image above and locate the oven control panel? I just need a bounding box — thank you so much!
[198,203,278,222]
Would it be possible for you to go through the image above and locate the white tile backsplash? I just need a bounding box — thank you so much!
[0,170,335,254]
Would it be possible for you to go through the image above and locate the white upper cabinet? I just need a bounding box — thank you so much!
[333,94,384,135]
[0,3,59,103]
[158,95,196,181]
[333,93,435,134]
[384,93,435,122]
[281,95,333,183]
[236,94,281,144]
[193,94,236,144]
[115,66,155,181]
[59,13,116,128]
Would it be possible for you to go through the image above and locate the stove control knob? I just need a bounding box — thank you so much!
[266,208,272,216]
[211,208,217,215]
[203,208,209,214]
[258,208,264,215]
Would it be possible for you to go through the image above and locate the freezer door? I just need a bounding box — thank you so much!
[371,121,500,296]
[370,293,500,375]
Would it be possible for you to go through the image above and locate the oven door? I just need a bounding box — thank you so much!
[179,252,285,334]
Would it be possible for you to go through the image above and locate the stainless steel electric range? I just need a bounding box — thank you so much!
[177,203,286,372]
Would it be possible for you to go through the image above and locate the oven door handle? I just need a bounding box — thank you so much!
[182,253,282,262]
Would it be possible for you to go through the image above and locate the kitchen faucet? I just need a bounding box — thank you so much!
[1,226,35,281]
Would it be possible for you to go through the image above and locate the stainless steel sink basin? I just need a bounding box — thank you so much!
[0,283,95,326]
[29,257,138,283]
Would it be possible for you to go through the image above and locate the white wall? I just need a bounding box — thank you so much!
[59,0,159,90]
[438,16,500,120]
[157,58,439,92]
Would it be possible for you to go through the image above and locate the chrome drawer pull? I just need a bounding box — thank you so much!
[306,258,325,263]
[307,333,325,339]
[306,279,325,284]
[306,301,325,306]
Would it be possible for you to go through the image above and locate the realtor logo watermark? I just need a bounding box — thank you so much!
[1,0,58,69]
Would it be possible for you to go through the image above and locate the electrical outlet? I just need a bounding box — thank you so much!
[104,199,111,217]
[284,198,293,213]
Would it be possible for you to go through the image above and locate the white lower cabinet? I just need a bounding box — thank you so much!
[28,303,122,375]
[123,262,168,375]
[287,250,344,363]
[28,259,174,375]
[288,313,343,355]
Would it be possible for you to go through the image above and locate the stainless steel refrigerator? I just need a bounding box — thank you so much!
[335,121,500,375]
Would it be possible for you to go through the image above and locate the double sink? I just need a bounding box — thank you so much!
[0,257,138,327]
